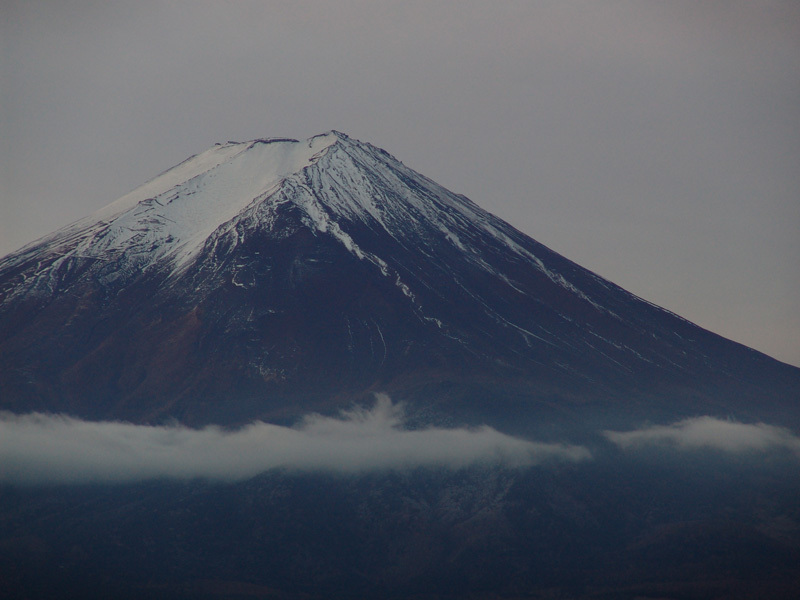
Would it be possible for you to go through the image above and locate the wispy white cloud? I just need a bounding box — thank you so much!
[604,416,800,455]
[0,395,590,485]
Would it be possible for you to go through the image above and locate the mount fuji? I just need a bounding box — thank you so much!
[2,132,800,600]
[0,131,797,428]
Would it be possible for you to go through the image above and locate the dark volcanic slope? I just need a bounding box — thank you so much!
[0,131,797,426]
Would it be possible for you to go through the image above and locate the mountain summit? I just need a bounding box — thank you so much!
[0,132,797,426]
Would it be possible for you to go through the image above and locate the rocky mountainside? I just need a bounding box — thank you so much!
[0,132,798,428]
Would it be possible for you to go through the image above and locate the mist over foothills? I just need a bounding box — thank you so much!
[2,395,798,486]
[604,415,800,455]
[0,396,589,484]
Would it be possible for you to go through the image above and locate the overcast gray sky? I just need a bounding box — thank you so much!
[1,1,798,367]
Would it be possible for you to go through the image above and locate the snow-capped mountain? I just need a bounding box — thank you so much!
[0,131,797,426]
[3,132,800,600]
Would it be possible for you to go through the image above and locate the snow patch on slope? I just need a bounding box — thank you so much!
[305,137,612,316]
[280,179,441,327]
[62,134,340,271]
